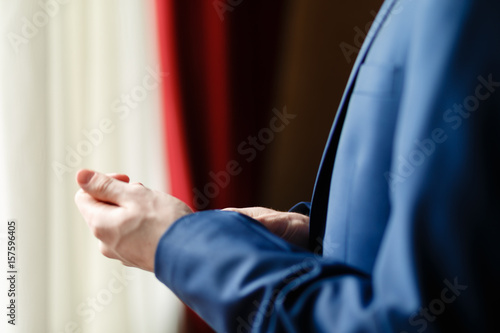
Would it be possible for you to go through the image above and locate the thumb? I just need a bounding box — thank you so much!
[76,169,128,205]
[107,173,130,183]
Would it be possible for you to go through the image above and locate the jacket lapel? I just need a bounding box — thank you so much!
[309,0,398,252]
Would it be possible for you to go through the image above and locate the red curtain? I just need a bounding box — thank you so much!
[155,0,193,207]
[156,0,289,331]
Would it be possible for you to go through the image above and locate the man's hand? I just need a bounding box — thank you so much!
[222,207,309,248]
[74,169,193,272]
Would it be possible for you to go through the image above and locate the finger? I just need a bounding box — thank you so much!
[222,207,251,217]
[76,169,130,206]
[257,213,310,248]
[74,190,124,234]
[107,173,130,183]
[221,207,241,212]
[75,189,117,218]
[222,207,277,219]
[254,213,289,234]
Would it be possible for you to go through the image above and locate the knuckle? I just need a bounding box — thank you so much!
[130,188,153,210]
[91,223,113,242]
[128,185,144,196]
[91,225,105,239]
[94,176,114,194]
[99,243,115,259]
[131,184,151,198]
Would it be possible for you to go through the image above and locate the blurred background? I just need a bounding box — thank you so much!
[0,0,382,332]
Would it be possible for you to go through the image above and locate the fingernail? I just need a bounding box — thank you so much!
[77,170,95,185]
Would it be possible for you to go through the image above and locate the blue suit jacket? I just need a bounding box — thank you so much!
[155,0,500,331]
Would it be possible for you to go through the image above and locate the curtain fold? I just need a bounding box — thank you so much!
[155,0,193,207]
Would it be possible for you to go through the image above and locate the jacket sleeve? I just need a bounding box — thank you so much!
[155,0,500,332]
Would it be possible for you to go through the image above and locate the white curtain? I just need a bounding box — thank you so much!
[0,1,182,332]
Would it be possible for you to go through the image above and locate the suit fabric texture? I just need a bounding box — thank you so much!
[155,0,500,331]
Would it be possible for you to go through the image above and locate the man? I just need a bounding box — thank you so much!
[75,0,500,331]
